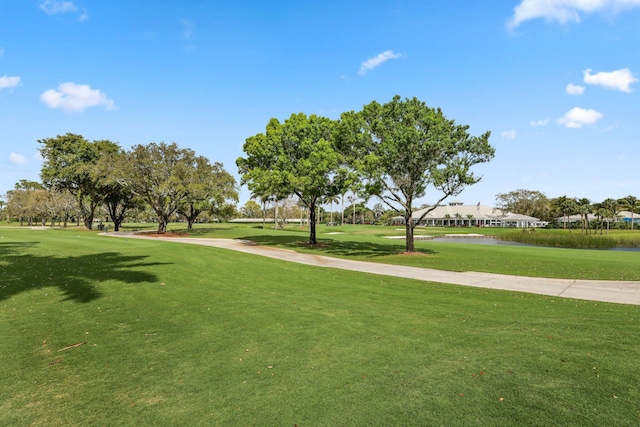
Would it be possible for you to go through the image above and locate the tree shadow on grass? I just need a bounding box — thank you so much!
[0,243,166,303]
[240,235,436,258]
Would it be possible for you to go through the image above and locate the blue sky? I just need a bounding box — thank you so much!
[1,0,639,208]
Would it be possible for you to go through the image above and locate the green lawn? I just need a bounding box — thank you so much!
[159,223,640,281]
[1,227,640,426]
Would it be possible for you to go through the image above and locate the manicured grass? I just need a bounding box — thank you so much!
[169,224,640,281]
[2,227,640,426]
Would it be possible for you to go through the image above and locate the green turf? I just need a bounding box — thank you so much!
[1,227,640,426]
[167,223,640,281]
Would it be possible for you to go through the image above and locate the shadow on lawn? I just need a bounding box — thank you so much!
[0,242,166,303]
[241,235,436,258]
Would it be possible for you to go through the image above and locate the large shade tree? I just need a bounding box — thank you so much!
[339,96,494,252]
[124,142,198,234]
[39,133,119,230]
[177,158,239,229]
[495,189,551,221]
[237,113,344,244]
[123,142,236,233]
[92,149,141,231]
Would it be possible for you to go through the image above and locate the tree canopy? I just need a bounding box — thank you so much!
[39,133,119,229]
[237,113,345,244]
[123,142,237,234]
[177,158,239,229]
[495,189,551,221]
[339,96,494,251]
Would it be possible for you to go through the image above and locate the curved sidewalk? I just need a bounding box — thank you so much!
[113,234,640,306]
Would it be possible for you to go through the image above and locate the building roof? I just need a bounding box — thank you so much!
[412,203,503,220]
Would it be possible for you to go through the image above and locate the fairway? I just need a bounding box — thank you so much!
[2,227,640,426]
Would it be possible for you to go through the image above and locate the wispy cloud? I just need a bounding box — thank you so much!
[359,50,403,76]
[40,82,116,112]
[40,0,77,14]
[9,152,27,165]
[181,19,196,39]
[530,118,549,127]
[583,68,637,92]
[557,107,602,128]
[501,130,517,140]
[0,76,21,90]
[566,83,585,95]
[39,1,88,21]
[507,0,640,29]
[0,47,4,58]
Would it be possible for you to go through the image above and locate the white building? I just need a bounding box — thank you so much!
[392,201,546,228]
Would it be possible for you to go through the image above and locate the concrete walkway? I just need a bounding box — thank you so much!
[111,234,640,306]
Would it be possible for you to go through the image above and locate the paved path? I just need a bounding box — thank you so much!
[110,234,640,306]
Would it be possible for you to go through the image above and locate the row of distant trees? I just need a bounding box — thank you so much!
[495,189,640,233]
[239,197,390,226]
[2,134,238,233]
[3,95,496,251]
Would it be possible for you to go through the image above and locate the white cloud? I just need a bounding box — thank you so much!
[40,82,116,112]
[40,1,88,21]
[507,0,640,29]
[566,83,585,95]
[501,130,517,139]
[0,47,4,57]
[0,76,20,90]
[583,68,638,92]
[556,107,603,128]
[40,0,77,15]
[359,50,403,75]
[530,117,550,127]
[9,152,27,165]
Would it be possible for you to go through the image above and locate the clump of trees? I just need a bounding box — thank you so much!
[5,133,238,234]
[497,189,640,234]
[238,96,495,251]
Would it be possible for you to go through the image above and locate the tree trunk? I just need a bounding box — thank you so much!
[157,213,168,234]
[80,199,95,230]
[262,201,267,229]
[405,214,415,252]
[309,201,318,245]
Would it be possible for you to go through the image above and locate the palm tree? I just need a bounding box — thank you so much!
[325,195,339,224]
[551,196,577,231]
[575,198,592,235]
[251,190,273,230]
[619,195,640,230]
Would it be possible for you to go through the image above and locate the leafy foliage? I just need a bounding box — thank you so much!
[495,188,551,220]
[339,96,494,251]
[237,113,345,244]
[123,142,237,233]
[39,133,120,229]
